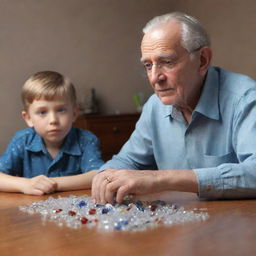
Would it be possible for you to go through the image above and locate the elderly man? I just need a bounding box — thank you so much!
[92,12,256,204]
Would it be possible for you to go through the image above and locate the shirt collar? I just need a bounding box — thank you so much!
[163,104,174,118]
[194,66,220,120]
[164,67,220,120]
[25,131,46,153]
[26,128,82,156]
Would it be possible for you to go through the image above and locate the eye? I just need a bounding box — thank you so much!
[37,110,47,116]
[161,60,176,68]
[143,62,153,71]
[57,108,67,113]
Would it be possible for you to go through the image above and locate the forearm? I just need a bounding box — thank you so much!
[194,161,256,199]
[51,170,97,191]
[0,172,26,193]
[155,170,198,193]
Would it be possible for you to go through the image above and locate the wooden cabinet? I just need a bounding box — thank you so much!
[74,113,140,161]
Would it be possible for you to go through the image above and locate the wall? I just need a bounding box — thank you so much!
[0,0,255,152]
[172,0,256,77]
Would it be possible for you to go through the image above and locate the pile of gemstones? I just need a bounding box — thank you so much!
[19,195,209,232]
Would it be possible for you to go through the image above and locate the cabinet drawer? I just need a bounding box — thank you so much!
[88,121,135,136]
[74,113,140,160]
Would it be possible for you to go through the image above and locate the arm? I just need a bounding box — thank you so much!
[51,170,97,191]
[0,130,56,195]
[0,172,56,195]
[0,170,96,194]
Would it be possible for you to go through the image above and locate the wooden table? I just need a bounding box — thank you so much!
[0,190,256,256]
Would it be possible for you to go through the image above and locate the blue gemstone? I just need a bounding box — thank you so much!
[102,208,110,214]
[136,204,144,212]
[114,225,122,230]
[118,220,129,226]
[78,201,87,208]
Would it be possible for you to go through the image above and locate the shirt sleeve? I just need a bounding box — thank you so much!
[80,131,105,172]
[194,90,256,199]
[99,101,157,171]
[0,132,24,176]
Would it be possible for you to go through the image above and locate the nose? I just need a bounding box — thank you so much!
[149,64,166,85]
[49,112,58,125]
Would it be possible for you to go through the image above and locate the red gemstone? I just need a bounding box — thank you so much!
[150,205,157,212]
[80,217,88,224]
[89,208,96,215]
[68,210,76,216]
[54,209,62,213]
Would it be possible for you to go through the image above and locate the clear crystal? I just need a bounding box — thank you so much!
[19,195,209,232]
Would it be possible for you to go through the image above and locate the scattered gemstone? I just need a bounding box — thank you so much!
[102,208,110,214]
[89,208,96,215]
[68,210,76,216]
[78,201,87,208]
[135,204,144,212]
[54,209,62,213]
[19,195,209,232]
[105,203,114,209]
[114,224,122,230]
[80,217,88,224]
[118,220,129,226]
[150,205,157,212]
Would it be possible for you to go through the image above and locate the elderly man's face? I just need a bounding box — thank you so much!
[141,21,204,110]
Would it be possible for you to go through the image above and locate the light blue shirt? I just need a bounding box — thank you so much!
[100,66,256,199]
[0,127,104,177]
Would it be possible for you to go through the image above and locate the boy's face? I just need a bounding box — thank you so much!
[22,96,78,149]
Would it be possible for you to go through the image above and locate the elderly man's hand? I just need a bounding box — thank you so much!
[91,169,161,204]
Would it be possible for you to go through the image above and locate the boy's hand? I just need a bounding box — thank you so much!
[21,175,57,195]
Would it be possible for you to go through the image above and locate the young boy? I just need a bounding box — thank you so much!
[0,71,104,195]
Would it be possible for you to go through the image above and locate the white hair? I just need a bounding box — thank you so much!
[143,12,210,53]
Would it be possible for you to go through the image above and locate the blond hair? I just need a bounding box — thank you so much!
[22,71,77,110]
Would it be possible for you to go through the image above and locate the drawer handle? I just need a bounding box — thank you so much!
[112,126,119,133]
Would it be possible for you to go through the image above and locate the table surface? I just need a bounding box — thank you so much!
[0,190,256,256]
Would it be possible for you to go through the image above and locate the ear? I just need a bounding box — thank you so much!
[72,106,80,123]
[22,110,34,127]
[198,47,212,76]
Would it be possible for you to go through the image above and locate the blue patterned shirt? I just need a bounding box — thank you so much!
[100,66,256,199]
[0,127,104,177]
